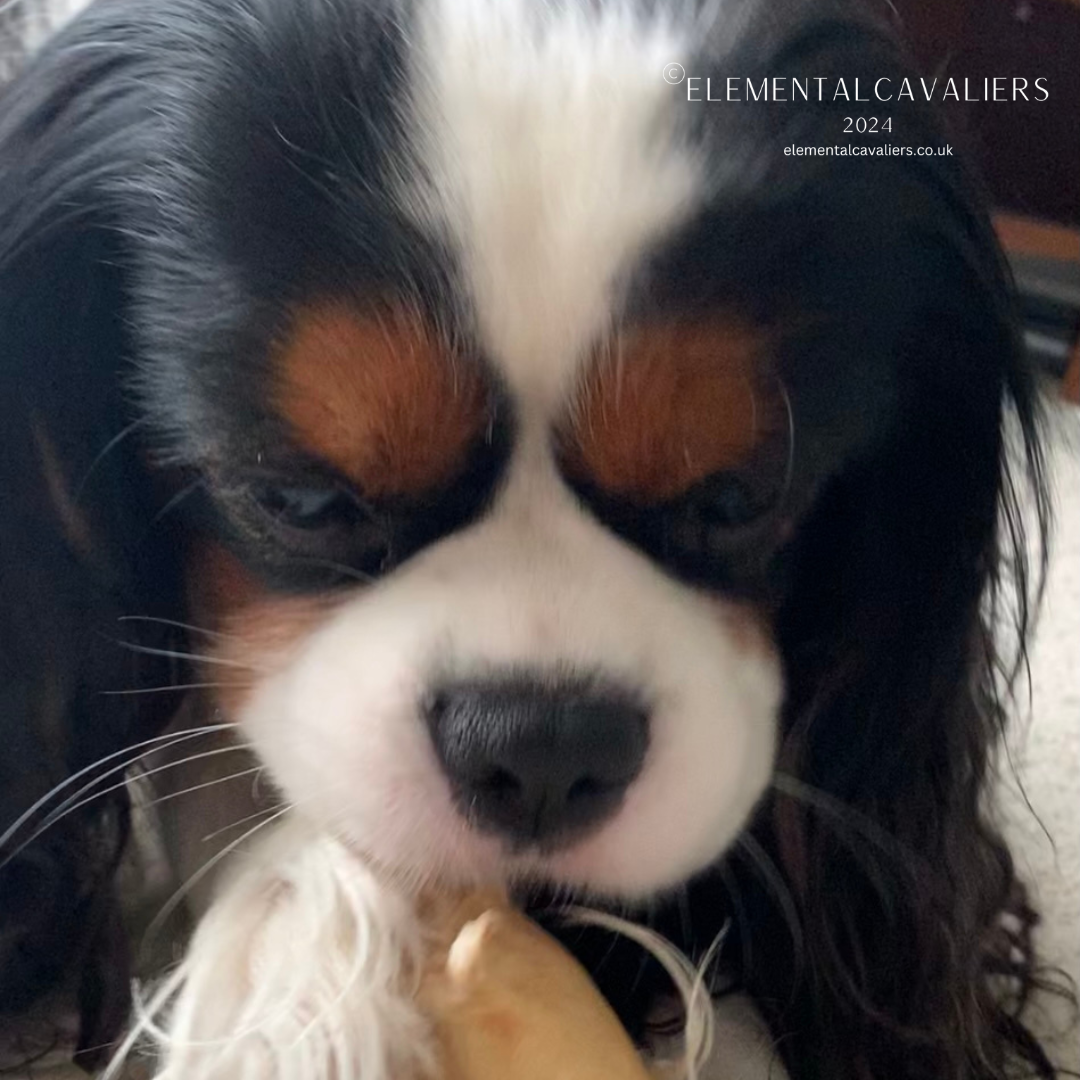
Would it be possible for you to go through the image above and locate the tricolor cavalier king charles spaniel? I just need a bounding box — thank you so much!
[0,0,1067,1077]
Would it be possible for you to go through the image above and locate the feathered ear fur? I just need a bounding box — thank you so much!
[753,236,1055,1080]
[661,104,1062,1080]
[591,13,1065,1076]
[0,12,186,1063]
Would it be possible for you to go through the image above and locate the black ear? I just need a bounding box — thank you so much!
[0,11,187,1062]
[733,137,1055,1080]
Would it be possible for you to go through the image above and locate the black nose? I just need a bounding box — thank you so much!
[425,676,649,848]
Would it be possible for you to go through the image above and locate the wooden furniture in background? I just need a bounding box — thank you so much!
[992,214,1080,403]
[893,0,1080,228]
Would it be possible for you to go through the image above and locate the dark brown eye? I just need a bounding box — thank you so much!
[663,471,771,562]
[687,472,760,529]
[237,479,394,584]
[251,484,353,530]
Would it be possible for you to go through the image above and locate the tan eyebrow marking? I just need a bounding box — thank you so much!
[559,320,782,502]
[274,302,489,497]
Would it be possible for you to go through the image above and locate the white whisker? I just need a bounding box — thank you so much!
[100,682,247,696]
[150,478,205,527]
[113,639,266,672]
[45,743,253,829]
[736,832,804,971]
[117,615,238,642]
[772,771,907,859]
[101,966,191,1080]
[139,767,265,813]
[564,907,719,1080]
[73,417,146,504]
[201,802,288,844]
[142,804,292,950]
[3,742,251,870]
[0,723,237,854]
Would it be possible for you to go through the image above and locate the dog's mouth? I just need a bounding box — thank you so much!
[508,882,705,1053]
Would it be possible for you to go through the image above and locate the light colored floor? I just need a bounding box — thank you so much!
[998,401,1080,1070]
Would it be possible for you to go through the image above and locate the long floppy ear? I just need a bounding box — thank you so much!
[621,13,1058,1075]
[0,10,187,1063]
[725,117,1057,1080]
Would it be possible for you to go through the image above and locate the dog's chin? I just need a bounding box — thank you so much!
[331,822,601,899]
[335,804,745,906]
[272,765,767,902]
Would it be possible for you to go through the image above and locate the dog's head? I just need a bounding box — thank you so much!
[1,0,1056,1074]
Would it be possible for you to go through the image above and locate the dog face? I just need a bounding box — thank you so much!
[5,0,1066,1073]
[85,0,968,904]
[6,6,1047,1062]
[171,0,805,897]
[99,0,975,901]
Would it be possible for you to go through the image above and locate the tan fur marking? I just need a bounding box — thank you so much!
[561,322,780,502]
[713,599,775,660]
[187,544,339,716]
[275,303,488,497]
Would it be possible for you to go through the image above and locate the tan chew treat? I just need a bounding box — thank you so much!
[420,903,653,1080]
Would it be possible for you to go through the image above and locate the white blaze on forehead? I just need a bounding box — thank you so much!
[233,0,781,902]
[409,0,700,404]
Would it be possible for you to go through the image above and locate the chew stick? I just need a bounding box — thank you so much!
[421,902,653,1080]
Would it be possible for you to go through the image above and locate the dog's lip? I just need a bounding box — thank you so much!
[506,877,597,913]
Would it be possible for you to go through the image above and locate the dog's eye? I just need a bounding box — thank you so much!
[252,484,351,529]
[237,479,395,584]
[565,460,785,590]
[685,473,760,529]
[665,472,769,556]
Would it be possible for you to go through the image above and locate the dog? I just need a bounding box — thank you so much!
[0,0,1068,1076]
